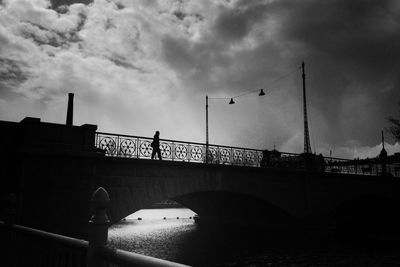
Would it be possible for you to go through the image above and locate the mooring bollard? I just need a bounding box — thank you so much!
[87,187,110,267]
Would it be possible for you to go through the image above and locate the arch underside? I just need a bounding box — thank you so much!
[172,191,296,226]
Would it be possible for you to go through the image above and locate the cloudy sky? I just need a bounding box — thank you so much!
[1,0,399,158]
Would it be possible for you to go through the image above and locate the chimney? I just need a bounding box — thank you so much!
[66,93,74,125]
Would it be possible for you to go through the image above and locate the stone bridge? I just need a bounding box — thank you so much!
[1,118,400,238]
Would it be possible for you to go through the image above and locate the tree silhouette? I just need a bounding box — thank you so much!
[387,103,400,141]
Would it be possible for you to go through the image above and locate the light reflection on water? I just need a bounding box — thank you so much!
[109,209,197,264]
[109,209,400,267]
[125,208,196,220]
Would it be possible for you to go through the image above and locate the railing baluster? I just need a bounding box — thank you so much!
[187,143,191,162]
[172,141,175,161]
[116,135,120,157]
[203,144,206,163]
[217,146,220,164]
[135,137,138,158]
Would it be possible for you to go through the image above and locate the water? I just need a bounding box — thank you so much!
[109,209,400,267]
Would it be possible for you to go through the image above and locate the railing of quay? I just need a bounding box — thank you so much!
[0,221,88,266]
[0,188,191,267]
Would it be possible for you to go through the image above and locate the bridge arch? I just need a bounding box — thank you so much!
[172,191,297,225]
[107,185,299,226]
[104,162,308,225]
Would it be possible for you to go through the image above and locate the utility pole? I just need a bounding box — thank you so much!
[302,62,312,154]
[206,95,209,163]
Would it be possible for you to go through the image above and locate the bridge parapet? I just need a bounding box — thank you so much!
[95,132,264,167]
[95,132,400,177]
[325,157,400,177]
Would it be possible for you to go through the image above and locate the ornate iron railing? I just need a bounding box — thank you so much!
[325,158,400,177]
[95,132,264,167]
[95,132,399,177]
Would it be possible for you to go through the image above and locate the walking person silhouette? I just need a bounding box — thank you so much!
[151,131,162,160]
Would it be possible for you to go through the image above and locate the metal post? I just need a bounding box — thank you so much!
[206,95,209,164]
[87,187,110,267]
[302,62,312,154]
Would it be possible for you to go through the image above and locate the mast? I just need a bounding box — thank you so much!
[302,62,312,154]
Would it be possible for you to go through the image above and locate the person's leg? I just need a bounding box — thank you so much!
[151,149,156,159]
[157,148,162,160]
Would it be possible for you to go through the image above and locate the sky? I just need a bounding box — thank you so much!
[0,0,399,159]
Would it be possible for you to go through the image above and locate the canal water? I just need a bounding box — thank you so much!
[109,209,400,267]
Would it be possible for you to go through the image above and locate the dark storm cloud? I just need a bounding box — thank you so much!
[161,1,291,95]
[158,0,400,149]
[213,1,269,43]
[280,0,400,76]
[214,9,251,42]
[50,0,92,9]
[173,10,186,21]
[161,36,225,89]
[5,2,87,48]
[274,0,400,145]
[0,58,29,90]
[19,22,63,47]
[108,55,148,72]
